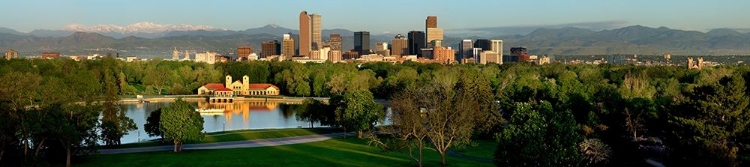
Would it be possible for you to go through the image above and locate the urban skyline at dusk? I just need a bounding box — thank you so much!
[2,0,750,34]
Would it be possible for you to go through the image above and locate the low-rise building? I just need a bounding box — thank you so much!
[195,52,218,64]
[197,75,280,96]
[41,52,60,59]
[5,49,18,60]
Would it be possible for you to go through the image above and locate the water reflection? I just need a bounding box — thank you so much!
[120,100,316,144]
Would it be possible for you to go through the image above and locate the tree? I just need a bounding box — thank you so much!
[100,69,137,146]
[495,102,582,167]
[144,108,163,140]
[369,87,429,167]
[331,90,383,138]
[668,75,749,166]
[579,138,612,166]
[142,66,171,95]
[56,104,100,167]
[160,98,204,152]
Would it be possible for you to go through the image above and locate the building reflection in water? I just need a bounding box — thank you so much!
[197,101,280,123]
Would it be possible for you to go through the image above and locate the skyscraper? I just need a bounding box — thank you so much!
[425,16,442,47]
[354,31,370,56]
[310,13,322,50]
[391,34,408,56]
[459,40,473,62]
[490,39,503,64]
[282,33,295,59]
[329,34,342,51]
[408,31,426,56]
[172,47,180,60]
[262,40,280,58]
[299,11,311,56]
[474,39,491,51]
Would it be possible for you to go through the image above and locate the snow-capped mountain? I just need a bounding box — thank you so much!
[62,21,226,33]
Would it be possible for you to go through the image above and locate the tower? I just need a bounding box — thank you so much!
[329,34,342,51]
[184,49,190,60]
[490,40,503,64]
[225,75,232,88]
[391,34,408,56]
[299,11,311,56]
[242,75,249,91]
[425,16,442,47]
[408,31,426,56]
[282,33,295,59]
[310,13,322,50]
[354,31,370,56]
[172,47,180,60]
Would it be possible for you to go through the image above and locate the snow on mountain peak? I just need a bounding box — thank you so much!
[61,22,226,33]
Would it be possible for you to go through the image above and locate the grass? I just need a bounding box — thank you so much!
[78,138,494,167]
[453,139,498,159]
[114,128,339,148]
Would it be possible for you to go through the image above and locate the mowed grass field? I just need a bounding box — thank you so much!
[79,137,495,167]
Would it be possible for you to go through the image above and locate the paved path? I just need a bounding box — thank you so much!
[99,133,349,154]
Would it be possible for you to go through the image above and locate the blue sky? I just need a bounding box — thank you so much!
[2,0,749,33]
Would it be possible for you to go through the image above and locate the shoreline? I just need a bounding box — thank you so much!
[119,95,330,104]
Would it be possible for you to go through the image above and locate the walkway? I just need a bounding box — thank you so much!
[99,133,349,154]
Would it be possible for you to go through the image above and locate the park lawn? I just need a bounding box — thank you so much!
[116,128,338,148]
[77,138,493,167]
[453,139,498,159]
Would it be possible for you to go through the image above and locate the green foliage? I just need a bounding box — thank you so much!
[159,98,204,152]
[144,109,163,139]
[494,102,582,167]
[331,90,383,137]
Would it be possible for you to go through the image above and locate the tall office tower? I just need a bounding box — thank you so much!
[237,46,254,60]
[354,31,370,56]
[391,34,408,56]
[299,11,311,56]
[262,40,280,58]
[426,16,437,28]
[172,47,180,60]
[425,16,442,47]
[490,39,503,64]
[310,13,322,50]
[407,31,426,56]
[282,33,295,60]
[460,40,473,60]
[329,34,342,51]
[426,28,444,46]
[474,39,491,51]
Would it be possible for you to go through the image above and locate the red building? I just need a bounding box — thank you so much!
[41,52,60,59]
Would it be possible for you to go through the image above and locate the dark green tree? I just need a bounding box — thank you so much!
[160,98,204,152]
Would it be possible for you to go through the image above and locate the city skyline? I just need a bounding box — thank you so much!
[2,0,750,34]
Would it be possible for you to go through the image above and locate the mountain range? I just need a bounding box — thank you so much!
[2,24,750,57]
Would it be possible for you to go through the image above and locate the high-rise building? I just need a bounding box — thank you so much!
[426,28,443,46]
[299,11,311,56]
[329,34,342,51]
[474,39,491,51]
[5,49,18,60]
[237,46,253,60]
[319,46,330,61]
[426,16,437,29]
[262,40,280,58]
[490,40,503,64]
[375,42,390,56]
[354,31,370,56]
[433,46,454,64]
[282,33,295,60]
[310,13,322,50]
[195,52,218,64]
[172,47,180,60]
[430,40,443,48]
[408,31,426,56]
[391,34,408,56]
[479,51,501,65]
[460,40,473,60]
[184,49,190,60]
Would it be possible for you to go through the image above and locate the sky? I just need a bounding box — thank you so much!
[2,0,750,33]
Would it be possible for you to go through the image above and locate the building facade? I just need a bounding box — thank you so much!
[408,31,426,56]
[261,40,280,58]
[391,34,408,56]
[195,52,218,64]
[282,33,295,60]
[459,40,473,62]
[426,28,444,47]
[172,47,180,60]
[354,31,370,56]
[41,52,60,59]
[299,11,311,56]
[310,13,322,50]
[490,40,503,64]
[474,39,491,51]
[5,49,18,60]
[237,46,253,60]
[433,46,455,64]
[198,75,280,96]
[329,34,342,51]
[329,50,342,62]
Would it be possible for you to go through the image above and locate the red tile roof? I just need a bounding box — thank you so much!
[215,87,233,92]
[247,84,280,90]
[203,83,225,90]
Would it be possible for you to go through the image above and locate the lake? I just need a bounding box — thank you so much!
[119,101,316,144]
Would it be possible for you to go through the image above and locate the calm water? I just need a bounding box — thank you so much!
[119,101,316,144]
